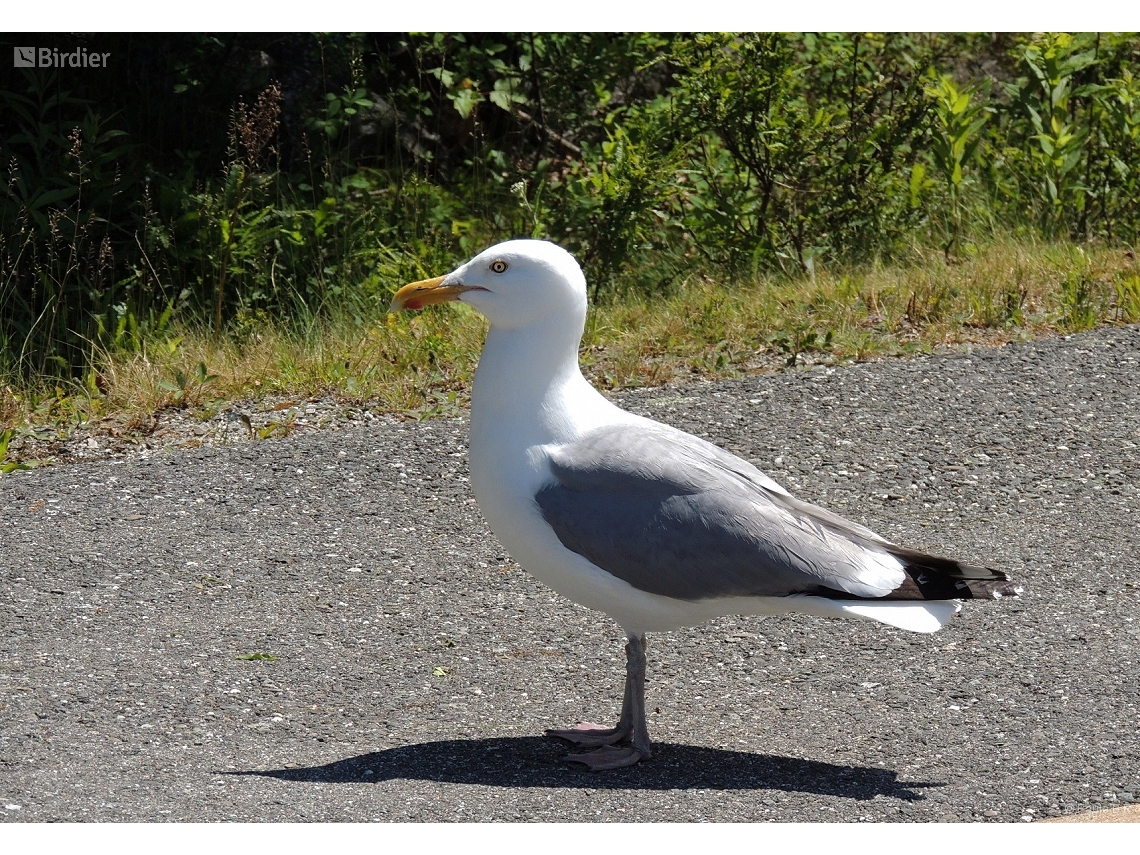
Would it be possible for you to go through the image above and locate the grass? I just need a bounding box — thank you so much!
[1,236,1138,459]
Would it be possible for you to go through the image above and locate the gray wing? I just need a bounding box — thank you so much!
[534,422,905,601]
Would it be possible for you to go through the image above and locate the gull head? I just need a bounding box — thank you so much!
[390,239,587,329]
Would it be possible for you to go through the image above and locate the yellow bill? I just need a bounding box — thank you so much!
[390,275,474,312]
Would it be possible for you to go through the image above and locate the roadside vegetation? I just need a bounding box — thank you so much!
[2,33,1140,468]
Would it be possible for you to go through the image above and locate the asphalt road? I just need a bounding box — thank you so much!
[2,326,1139,822]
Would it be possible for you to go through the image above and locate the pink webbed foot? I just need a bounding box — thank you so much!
[563,745,645,771]
[545,721,628,749]
[547,635,652,771]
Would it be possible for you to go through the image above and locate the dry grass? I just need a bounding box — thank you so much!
[2,237,1138,443]
[581,237,1138,386]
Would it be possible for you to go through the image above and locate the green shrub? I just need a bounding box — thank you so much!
[2,32,1140,383]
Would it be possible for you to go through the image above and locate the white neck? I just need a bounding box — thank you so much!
[471,315,596,446]
[467,307,635,533]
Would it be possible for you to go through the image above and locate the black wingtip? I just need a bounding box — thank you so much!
[953,578,1024,599]
[886,547,1022,600]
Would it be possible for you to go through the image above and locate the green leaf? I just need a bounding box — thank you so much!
[29,188,78,209]
[1060,148,1083,177]
[489,78,527,111]
[450,86,482,119]
[430,67,455,87]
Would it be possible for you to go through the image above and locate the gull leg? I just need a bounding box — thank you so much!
[625,633,651,758]
[551,634,651,771]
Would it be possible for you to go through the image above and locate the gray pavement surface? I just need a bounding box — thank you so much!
[2,326,1139,822]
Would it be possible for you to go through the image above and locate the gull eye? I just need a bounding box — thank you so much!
[489,259,509,274]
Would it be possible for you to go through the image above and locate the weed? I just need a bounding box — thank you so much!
[156,361,219,406]
[1059,271,1099,331]
[0,428,35,473]
[1115,274,1140,322]
[257,414,294,440]
[968,278,1028,328]
[834,329,885,362]
[765,325,835,368]
[415,390,463,420]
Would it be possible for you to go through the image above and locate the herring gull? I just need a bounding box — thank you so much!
[391,239,1021,771]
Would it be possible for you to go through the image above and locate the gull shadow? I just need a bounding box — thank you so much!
[232,736,938,801]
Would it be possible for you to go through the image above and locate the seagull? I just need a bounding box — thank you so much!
[390,239,1021,771]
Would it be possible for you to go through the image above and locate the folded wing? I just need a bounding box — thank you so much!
[534,423,1018,603]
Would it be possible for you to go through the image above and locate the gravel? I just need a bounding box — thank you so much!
[1,326,1138,822]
